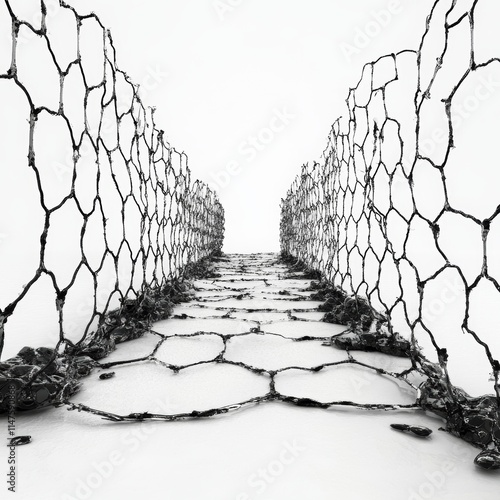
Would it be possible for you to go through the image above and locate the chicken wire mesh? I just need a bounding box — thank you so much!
[0,0,224,411]
[281,0,500,466]
[0,0,499,471]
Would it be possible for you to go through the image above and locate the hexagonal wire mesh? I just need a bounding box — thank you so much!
[1,0,499,469]
[281,0,500,461]
[0,0,224,410]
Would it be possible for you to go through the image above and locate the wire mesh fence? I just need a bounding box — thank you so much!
[1,0,500,472]
[0,0,224,411]
[281,0,500,465]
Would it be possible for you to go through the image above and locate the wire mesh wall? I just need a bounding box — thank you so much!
[0,0,224,408]
[281,0,500,460]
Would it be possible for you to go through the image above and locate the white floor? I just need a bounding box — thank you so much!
[2,254,499,500]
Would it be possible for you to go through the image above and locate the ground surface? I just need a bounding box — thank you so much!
[2,253,499,499]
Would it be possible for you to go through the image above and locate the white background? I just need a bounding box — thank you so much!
[69,0,435,253]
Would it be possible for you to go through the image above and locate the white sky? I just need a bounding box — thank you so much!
[68,0,435,253]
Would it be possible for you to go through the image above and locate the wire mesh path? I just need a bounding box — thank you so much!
[69,253,419,421]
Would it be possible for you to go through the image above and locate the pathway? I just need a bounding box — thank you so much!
[74,253,415,419]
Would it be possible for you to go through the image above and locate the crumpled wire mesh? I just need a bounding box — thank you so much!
[281,0,500,459]
[0,0,224,409]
